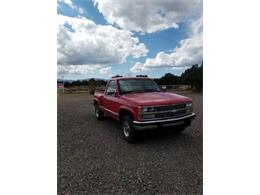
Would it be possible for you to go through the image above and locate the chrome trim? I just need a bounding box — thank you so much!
[134,113,195,125]
[99,105,119,116]
[140,112,193,121]
[141,107,188,115]
[140,102,191,109]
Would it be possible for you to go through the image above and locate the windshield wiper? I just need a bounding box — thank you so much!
[122,89,159,94]
[144,89,160,92]
[121,90,136,94]
[122,90,145,94]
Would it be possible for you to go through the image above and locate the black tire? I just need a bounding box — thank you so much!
[94,104,104,120]
[174,126,186,133]
[120,115,136,143]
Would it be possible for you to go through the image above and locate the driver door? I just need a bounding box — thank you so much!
[103,80,119,119]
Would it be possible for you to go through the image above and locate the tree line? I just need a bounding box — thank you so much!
[59,64,203,90]
[154,64,203,90]
[61,78,107,88]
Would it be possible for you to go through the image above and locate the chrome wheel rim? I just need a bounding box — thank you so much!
[123,121,130,137]
[95,106,99,118]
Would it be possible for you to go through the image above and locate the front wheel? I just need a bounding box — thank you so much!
[95,104,104,120]
[120,115,136,143]
[174,126,186,133]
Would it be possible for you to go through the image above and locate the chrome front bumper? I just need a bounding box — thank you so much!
[133,113,196,131]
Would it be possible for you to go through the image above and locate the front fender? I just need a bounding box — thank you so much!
[93,97,100,105]
[119,105,137,120]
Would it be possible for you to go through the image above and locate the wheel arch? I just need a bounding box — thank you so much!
[119,107,134,121]
[93,98,99,105]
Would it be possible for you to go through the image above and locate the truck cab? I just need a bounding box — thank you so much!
[93,76,195,142]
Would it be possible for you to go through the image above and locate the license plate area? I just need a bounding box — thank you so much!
[162,120,185,128]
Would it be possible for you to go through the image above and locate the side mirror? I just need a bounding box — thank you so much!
[107,89,117,96]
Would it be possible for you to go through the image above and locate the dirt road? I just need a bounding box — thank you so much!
[58,91,203,194]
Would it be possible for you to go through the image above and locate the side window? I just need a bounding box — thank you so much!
[106,80,116,96]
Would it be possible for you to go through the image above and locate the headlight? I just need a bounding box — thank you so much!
[141,106,155,112]
[142,107,148,112]
[186,102,193,113]
[147,107,155,112]
[186,102,193,107]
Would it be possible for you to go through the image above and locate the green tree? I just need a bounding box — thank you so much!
[181,64,203,91]
[155,73,181,85]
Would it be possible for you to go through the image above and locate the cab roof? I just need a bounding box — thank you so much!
[110,76,150,81]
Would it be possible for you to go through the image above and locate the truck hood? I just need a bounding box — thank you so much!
[120,92,192,106]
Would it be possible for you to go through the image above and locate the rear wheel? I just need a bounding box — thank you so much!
[121,115,136,143]
[94,104,104,120]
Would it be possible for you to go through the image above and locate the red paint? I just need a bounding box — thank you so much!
[93,77,193,122]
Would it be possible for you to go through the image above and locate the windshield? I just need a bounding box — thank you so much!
[119,79,160,94]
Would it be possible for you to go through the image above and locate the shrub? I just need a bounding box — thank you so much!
[89,86,96,95]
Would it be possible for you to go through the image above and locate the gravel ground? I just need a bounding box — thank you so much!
[58,91,203,194]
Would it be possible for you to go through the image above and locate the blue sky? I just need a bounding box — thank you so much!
[57,0,202,80]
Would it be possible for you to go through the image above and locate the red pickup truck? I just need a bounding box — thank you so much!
[93,76,195,142]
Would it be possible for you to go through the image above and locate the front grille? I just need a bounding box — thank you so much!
[155,103,186,112]
[155,109,186,118]
[141,103,192,121]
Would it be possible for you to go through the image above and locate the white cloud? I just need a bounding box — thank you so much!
[130,62,148,73]
[58,0,74,8]
[123,72,135,77]
[99,66,112,75]
[57,14,148,67]
[78,7,84,14]
[190,15,203,36]
[58,65,102,75]
[93,0,201,33]
[131,16,203,73]
[58,0,86,16]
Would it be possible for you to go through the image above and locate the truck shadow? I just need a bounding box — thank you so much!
[135,127,195,144]
[102,116,197,144]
